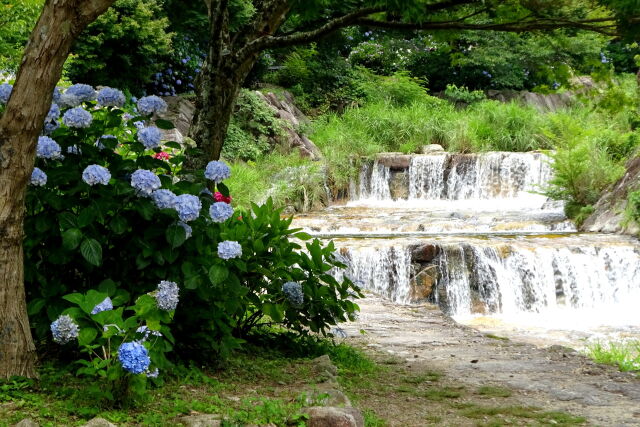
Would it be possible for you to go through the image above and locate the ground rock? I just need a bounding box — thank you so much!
[304,387,352,407]
[13,419,38,427]
[82,418,117,427]
[177,414,223,427]
[411,244,440,262]
[409,265,438,302]
[581,156,640,235]
[388,171,409,200]
[312,354,339,378]
[421,144,445,154]
[302,407,364,427]
[376,153,412,169]
[158,96,196,144]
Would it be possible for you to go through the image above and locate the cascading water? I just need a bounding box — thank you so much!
[293,151,640,345]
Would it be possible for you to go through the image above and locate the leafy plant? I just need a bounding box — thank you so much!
[444,84,486,104]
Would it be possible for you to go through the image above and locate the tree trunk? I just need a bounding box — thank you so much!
[0,0,115,379]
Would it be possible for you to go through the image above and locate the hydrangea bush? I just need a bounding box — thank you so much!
[11,82,360,373]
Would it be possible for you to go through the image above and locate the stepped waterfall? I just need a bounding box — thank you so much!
[293,151,640,343]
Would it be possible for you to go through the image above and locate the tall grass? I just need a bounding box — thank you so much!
[584,340,640,373]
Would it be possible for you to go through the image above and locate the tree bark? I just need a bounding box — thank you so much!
[0,0,115,379]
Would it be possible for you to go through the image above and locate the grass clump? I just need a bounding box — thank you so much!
[476,386,513,398]
[583,340,640,373]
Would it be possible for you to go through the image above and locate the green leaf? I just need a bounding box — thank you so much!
[293,232,313,241]
[62,293,84,305]
[208,264,229,285]
[78,206,98,228]
[78,328,98,347]
[98,279,117,296]
[262,303,284,323]
[62,228,83,250]
[154,119,175,130]
[166,224,186,248]
[58,212,77,230]
[109,216,128,234]
[217,182,230,197]
[27,298,46,316]
[164,141,181,149]
[80,238,102,266]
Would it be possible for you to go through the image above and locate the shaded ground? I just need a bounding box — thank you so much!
[339,296,640,426]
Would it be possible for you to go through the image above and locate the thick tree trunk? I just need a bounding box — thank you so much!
[0,0,115,379]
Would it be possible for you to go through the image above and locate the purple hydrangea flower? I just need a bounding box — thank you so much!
[131,169,161,196]
[209,202,234,223]
[0,83,12,104]
[155,280,179,310]
[138,126,162,149]
[217,240,242,260]
[36,136,62,159]
[282,281,304,307]
[82,164,111,186]
[118,341,151,374]
[204,160,231,183]
[151,189,177,209]
[91,297,113,314]
[137,95,167,115]
[62,107,93,128]
[174,194,201,222]
[51,314,79,344]
[30,167,47,186]
[97,87,126,107]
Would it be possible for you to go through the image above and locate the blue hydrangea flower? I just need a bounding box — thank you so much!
[65,83,96,103]
[67,145,80,155]
[204,160,231,183]
[118,341,151,374]
[51,314,79,344]
[59,92,81,108]
[97,87,125,107]
[174,194,201,222]
[146,368,159,378]
[45,103,60,122]
[91,297,113,315]
[151,189,177,209]
[95,134,116,150]
[30,167,47,186]
[209,202,234,223]
[133,121,145,130]
[155,280,179,310]
[82,165,111,186]
[52,87,61,104]
[43,121,59,135]
[178,221,192,239]
[138,126,162,149]
[136,325,162,340]
[131,169,161,196]
[218,240,242,260]
[137,95,168,115]
[0,83,12,104]
[62,107,93,128]
[36,136,62,159]
[282,281,304,307]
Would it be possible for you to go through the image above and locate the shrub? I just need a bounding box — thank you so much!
[7,83,361,373]
[444,84,486,105]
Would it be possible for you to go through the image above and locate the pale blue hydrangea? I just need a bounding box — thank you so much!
[178,221,192,239]
[118,341,151,374]
[138,126,162,149]
[146,368,159,378]
[51,314,79,344]
[137,95,167,115]
[0,83,12,104]
[174,194,201,222]
[95,134,116,150]
[91,297,113,315]
[43,121,59,135]
[36,136,62,159]
[136,325,162,340]
[133,121,145,130]
[97,87,125,107]
[204,160,231,183]
[67,145,80,155]
[59,92,82,108]
[282,281,304,307]
[52,87,61,104]
[131,169,161,196]
[45,103,60,122]
[30,167,47,186]
[209,202,234,223]
[62,107,93,128]
[65,83,96,103]
[82,164,111,186]
[155,280,179,310]
[151,189,177,209]
[218,240,242,260]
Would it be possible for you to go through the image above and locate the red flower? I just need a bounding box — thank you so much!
[214,191,232,204]
[153,151,171,160]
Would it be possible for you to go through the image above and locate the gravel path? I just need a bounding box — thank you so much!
[341,296,640,426]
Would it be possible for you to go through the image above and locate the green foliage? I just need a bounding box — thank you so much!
[0,0,43,72]
[584,340,640,373]
[65,0,172,92]
[444,84,486,105]
[625,189,640,225]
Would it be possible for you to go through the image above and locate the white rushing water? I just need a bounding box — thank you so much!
[299,151,640,346]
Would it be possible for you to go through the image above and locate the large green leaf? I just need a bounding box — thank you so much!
[80,238,102,266]
[208,264,229,285]
[62,228,83,250]
[166,224,187,248]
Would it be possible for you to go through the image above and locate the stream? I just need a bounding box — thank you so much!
[293,151,640,350]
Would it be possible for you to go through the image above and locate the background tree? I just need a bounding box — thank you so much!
[188,0,631,165]
[0,0,116,379]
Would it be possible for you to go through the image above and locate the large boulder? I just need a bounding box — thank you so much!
[581,156,640,235]
[302,407,364,427]
[157,96,196,144]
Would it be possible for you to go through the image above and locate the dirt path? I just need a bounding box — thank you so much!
[341,296,640,426]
